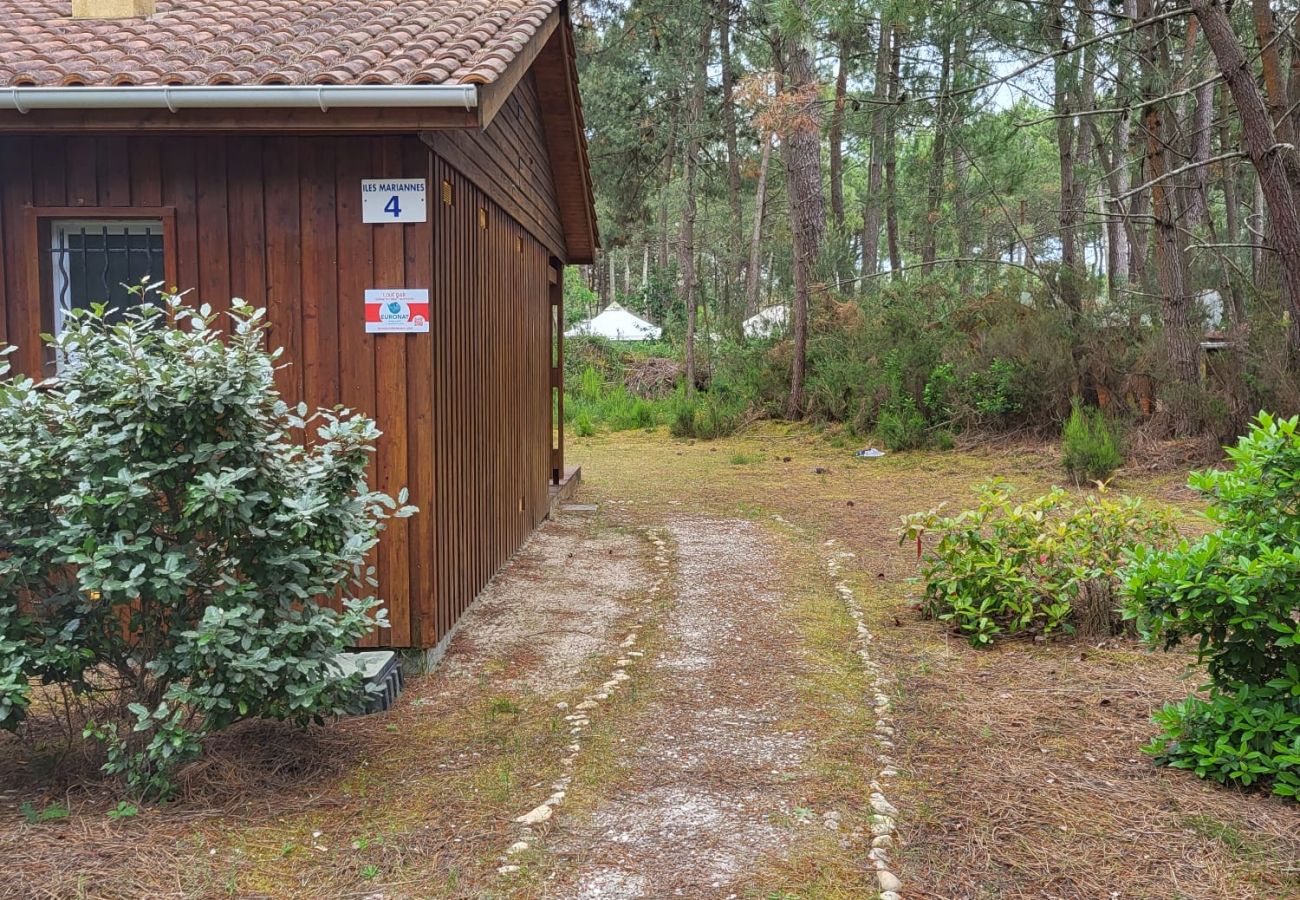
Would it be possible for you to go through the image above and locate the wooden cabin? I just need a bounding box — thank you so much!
[0,0,597,659]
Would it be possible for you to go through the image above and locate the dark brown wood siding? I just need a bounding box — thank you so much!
[425,153,554,647]
[0,128,560,651]
[424,71,565,260]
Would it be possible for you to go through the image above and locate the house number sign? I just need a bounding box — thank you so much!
[362,179,427,223]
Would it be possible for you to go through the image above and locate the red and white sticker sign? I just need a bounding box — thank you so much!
[365,288,430,334]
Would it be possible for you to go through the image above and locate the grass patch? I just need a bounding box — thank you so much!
[745,533,880,899]
[223,690,573,897]
[1182,814,1269,861]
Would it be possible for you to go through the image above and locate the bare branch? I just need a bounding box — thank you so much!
[849,6,1194,108]
[1112,150,1247,202]
[850,257,1048,285]
[1016,73,1221,127]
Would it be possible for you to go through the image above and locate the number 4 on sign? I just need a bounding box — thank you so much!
[361,179,426,223]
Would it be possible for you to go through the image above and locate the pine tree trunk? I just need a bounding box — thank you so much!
[679,21,711,395]
[1220,88,1246,327]
[829,34,849,246]
[1253,0,1296,149]
[1075,5,1098,299]
[885,22,903,279]
[861,20,890,287]
[1253,175,1268,289]
[779,18,826,419]
[953,148,973,295]
[658,107,679,272]
[1127,0,1152,293]
[1145,103,1201,434]
[1108,112,1132,307]
[596,251,610,303]
[1187,59,1216,230]
[921,33,952,273]
[1197,0,1300,364]
[1051,0,1082,312]
[718,0,745,317]
[745,133,774,317]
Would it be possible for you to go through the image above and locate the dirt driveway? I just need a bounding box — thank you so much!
[539,517,885,898]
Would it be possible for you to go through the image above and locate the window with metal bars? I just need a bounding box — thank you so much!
[47,220,166,337]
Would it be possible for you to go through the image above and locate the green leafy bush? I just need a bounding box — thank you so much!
[964,358,1024,419]
[921,362,959,424]
[0,293,413,798]
[902,480,1176,646]
[1125,413,1300,799]
[711,342,790,419]
[564,365,661,434]
[796,287,1079,437]
[877,397,928,451]
[692,393,744,440]
[1062,400,1125,484]
[562,335,622,386]
[562,268,600,330]
[923,359,1024,426]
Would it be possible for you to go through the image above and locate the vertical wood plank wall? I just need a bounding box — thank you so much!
[426,155,552,647]
[0,131,560,651]
[423,72,565,261]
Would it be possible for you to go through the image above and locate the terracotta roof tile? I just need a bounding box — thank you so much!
[0,0,561,88]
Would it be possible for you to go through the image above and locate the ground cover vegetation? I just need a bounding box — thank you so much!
[899,412,1300,801]
[570,0,1300,811]
[3,416,1296,896]
[901,480,1178,645]
[0,294,412,799]
[563,427,1300,895]
[569,0,1300,455]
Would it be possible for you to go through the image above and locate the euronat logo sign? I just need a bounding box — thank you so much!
[365,288,430,333]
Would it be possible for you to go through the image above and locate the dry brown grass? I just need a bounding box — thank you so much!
[571,423,1300,900]
[0,516,656,900]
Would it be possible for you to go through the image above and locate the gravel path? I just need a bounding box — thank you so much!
[544,517,817,899]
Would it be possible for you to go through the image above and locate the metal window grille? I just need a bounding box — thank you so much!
[47,220,166,337]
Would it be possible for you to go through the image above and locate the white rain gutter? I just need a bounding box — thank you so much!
[1,84,477,114]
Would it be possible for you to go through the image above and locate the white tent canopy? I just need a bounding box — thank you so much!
[565,301,662,341]
[743,305,788,338]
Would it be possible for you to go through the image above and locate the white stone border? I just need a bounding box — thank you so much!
[826,541,904,900]
[497,529,670,875]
